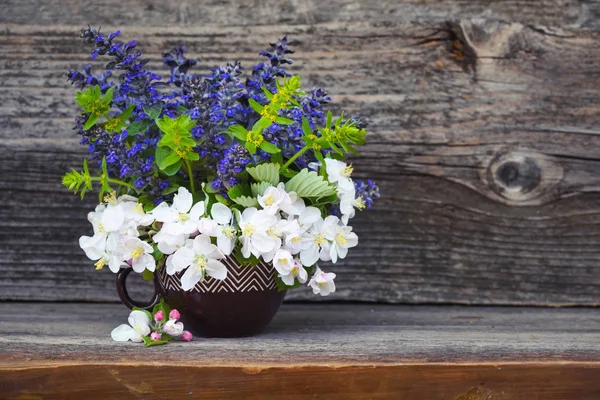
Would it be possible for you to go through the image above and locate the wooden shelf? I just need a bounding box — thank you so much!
[1,303,599,399]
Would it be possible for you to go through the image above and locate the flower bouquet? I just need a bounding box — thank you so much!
[63,27,380,341]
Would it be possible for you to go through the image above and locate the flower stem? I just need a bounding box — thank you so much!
[90,177,135,190]
[184,159,195,193]
[280,146,309,171]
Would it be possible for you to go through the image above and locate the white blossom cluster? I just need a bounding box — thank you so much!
[80,160,363,296]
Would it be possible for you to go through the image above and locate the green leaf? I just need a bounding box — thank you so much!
[259,140,281,154]
[228,125,248,141]
[142,269,155,281]
[301,117,312,136]
[284,169,336,198]
[228,183,252,199]
[261,87,274,100]
[142,336,169,347]
[252,117,272,132]
[143,103,163,120]
[161,159,182,176]
[251,181,272,197]
[101,86,115,105]
[186,152,200,161]
[230,195,259,208]
[83,114,99,130]
[155,147,181,170]
[248,98,264,114]
[275,117,294,125]
[127,120,151,136]
[326,110,333,129]
[152,298,171,321]
[246,141,257,154]
[215,194,230,206]
[246,163,280,185]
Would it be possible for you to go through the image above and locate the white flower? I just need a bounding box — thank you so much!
[237,207,279,259]
[79,232,124,273]
[111,310,151,342]
[298,206,322,228]
[308,268,336,296]
[299,217,338,266]
[323,216,358,263]
[274,250,308,286]
[152,229,186,255]
[203,203,237,256]
[122,237,156,273]
[280,219,304,255]
[258,183,306,216]
[324,158,353,185]
[273,249,295,276]
[257,185,287,214]
[120,197,154,226]
[168,234,228,291]
[151,187,205,235]
[163,319,184,337]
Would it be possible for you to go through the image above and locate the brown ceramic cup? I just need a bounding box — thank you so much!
[116,256,286,338]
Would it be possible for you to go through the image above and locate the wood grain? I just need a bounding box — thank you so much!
[2,2,600,304]
[1,303,600,399]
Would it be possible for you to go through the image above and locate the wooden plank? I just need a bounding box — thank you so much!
[4,364,600,400]
[2,12,600,304]
[2,0,599,27]
[1,303,600,399]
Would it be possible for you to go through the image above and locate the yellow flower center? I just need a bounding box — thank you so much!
[97,222,105,233]
[94,258,106,270]
[343,164,354,176]
[194,254,207,270]
[177,212,190,222]
[131,248,144,259]
[223,226,237,239]
[246,130,264,147]
[134,203,145,214]
[354,196,366,210]
[335,233,347,245]
[103,191,117,204]
[314,233,326,246]
[263,195,275,206]
[243,224,255,237]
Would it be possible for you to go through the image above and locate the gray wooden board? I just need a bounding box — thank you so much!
[2,1,600,304]
[1,303,600,366]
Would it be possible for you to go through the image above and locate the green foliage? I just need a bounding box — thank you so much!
[228,184,259,208]
[62,159,93,199]
[101,104,134,133]
[251,181,271,197]
[284,169,336,198]
[75,85,115,130]
[155,114,198,176]
[142,269,155,281]
[233,247,261,267]
[143,103,163,120]
[246,163,280,186]
[142,333,174,347]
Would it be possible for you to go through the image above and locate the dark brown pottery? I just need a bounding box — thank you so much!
[116,256,286,338]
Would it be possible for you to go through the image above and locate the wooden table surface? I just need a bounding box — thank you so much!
[1,302,599,399]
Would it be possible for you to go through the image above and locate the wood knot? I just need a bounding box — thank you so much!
[483,150,563,205]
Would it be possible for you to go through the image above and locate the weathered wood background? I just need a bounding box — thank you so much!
[2,1,600,304]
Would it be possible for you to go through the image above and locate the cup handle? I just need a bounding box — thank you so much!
[116,267,160,311]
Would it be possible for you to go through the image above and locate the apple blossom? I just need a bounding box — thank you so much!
[164,319,184,336]
[111,310,151,342]
[122,237,156,273]
[151,187,205,235]
[308,268,336,296]
[168,234,228,291]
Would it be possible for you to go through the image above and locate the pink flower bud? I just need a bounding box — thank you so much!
[181,330,193,342]
[169,309,181,320]
[150,331,161,341]
[154,310,164,322]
